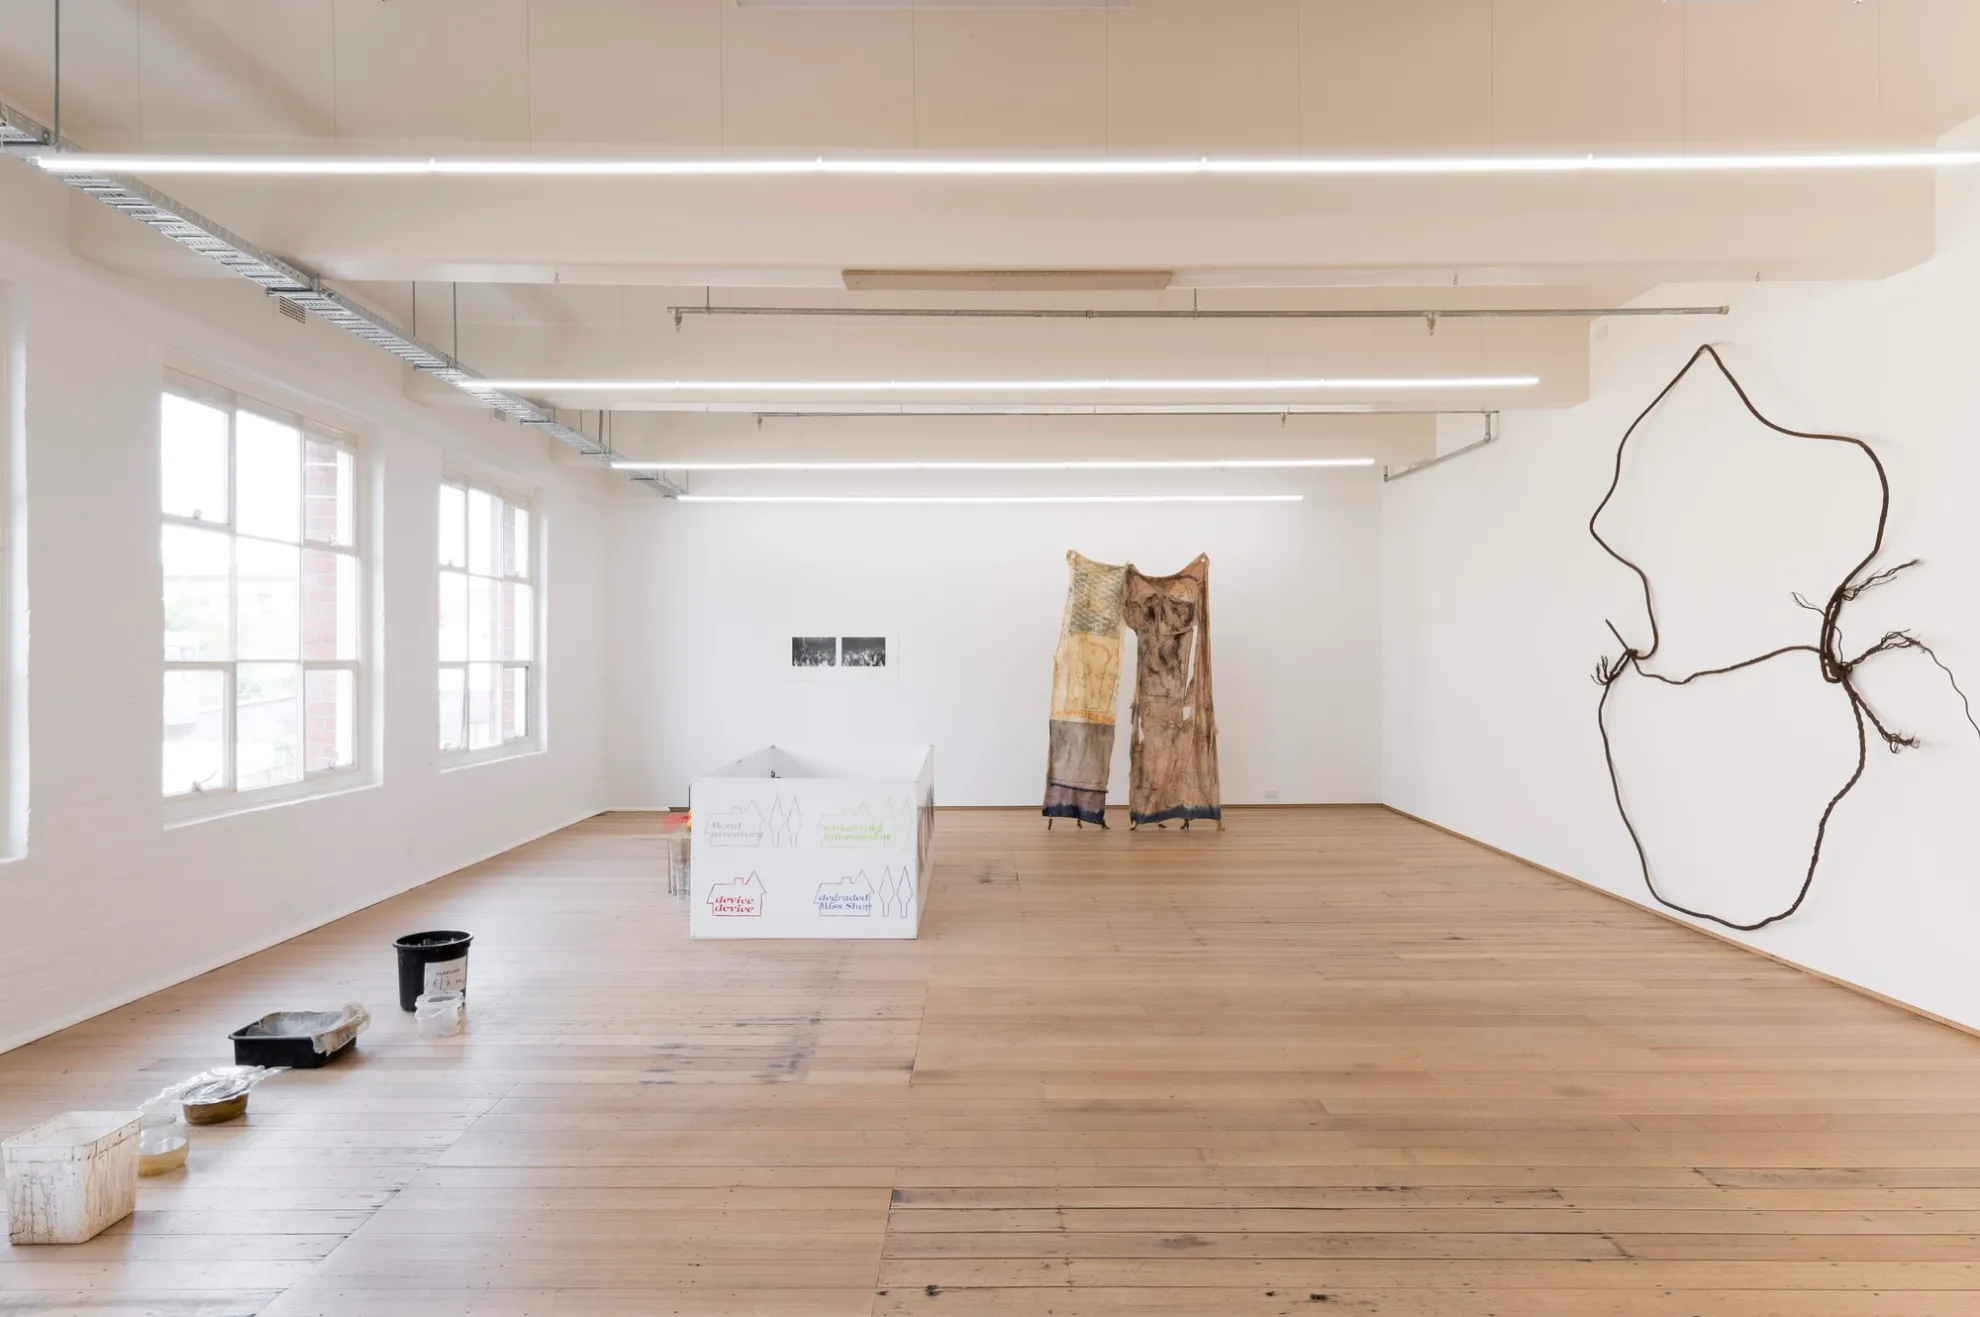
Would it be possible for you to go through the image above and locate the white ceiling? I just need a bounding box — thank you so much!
[7,0,1979,461]
[7,1,1980,153]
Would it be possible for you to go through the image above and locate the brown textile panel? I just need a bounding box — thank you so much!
[1124,554,1221,825]
[1046,718,1116,793]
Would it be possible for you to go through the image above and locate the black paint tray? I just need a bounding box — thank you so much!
[229,1005,369,1069]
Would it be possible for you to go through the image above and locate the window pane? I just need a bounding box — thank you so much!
[467,574,495,660]
[439,571,467,661]
[305,668,355,772]
[237,412,302,543]
[305,439,355,547]
[161,394,229,523]
[499,582,533,661]
[501,666,528,741]
[237,538,300,660]
[236,662,302,790]
[163,525,232,661]
[439,484,467,568]
[163,669,227,795]
[467,487,496,575]
[502,501,530,579]
[467,662,497,750]
[439,667,466,751]
[303,549,359,661]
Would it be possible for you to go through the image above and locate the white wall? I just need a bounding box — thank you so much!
[604,470,1382,809]
[1381,156,1980,1029]
[0,165,612,1052]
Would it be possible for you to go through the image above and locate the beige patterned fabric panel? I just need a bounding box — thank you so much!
[1049,631,1122,725]
[1061,554,1128,637]
[1043,552,1128,823]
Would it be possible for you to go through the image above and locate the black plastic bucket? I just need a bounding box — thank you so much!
[394,930,472,1012]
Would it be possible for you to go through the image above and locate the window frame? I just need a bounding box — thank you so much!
[438,470,540,767]
[0,290,21,860]
[162,373,369,820]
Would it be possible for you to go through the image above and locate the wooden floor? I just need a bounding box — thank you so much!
[5,807,1980,1316]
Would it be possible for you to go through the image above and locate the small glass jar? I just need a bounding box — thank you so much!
[138,1100,189,1175]
[414,990,466,1039]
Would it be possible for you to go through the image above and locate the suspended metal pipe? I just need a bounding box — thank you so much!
[671,303,1729,328]
[1383,413,1499,482]
[50,2,59,149]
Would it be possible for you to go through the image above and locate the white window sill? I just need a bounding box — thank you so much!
[165,772,380,830]
[440,742,544,774]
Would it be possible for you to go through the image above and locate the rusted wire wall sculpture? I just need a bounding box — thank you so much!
[1592,344,1979,931]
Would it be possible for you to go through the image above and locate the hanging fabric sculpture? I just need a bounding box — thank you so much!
[1042,551,1128,825]
[1124,554,1222,828]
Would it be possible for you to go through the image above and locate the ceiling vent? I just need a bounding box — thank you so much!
[274,296,307,324]
[842,269,1173,292]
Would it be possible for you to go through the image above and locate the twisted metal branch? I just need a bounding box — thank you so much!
[1590,345,1976,931]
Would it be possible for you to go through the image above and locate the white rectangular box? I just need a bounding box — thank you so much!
[3,1110,141,1245]
[691,743,934,939]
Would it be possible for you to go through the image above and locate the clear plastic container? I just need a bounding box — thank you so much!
[4,1111,143,1243]
[414,990,465,1039]
[136,1102,188,1176]
[666,826,691,898]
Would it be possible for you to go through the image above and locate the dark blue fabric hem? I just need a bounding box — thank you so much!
[1129,804,1222,826]
[1042,802,1109,825]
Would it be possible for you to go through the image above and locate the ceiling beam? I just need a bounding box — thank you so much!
[113,167,1940,292]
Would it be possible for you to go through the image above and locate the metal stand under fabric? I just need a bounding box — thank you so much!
[1125,554,1222,829]
[1042,551,1128,826]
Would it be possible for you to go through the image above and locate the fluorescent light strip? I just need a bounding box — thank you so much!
[611,402,1391,415]
[671,494,1305,505]
[35,150,1980,178]
[462,376,1536,393]
[613,458,1373,471]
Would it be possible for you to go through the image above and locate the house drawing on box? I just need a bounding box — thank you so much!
[705,798,804,848]
[813,874,875,916]
[818,803,894,848]
[705,873,766,917]
[704,802,767,847]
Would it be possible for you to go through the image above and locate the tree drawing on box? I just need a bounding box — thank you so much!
[1591,344,1979,932]
[704,798,802,847]
[877,867,914,919]
[766,798,803,848]
[811,869,912,919]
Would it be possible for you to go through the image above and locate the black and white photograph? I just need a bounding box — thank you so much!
[790,636,837,668]
[840,636,888,669]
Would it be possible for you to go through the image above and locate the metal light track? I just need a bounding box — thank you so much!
[0,100,680,497]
